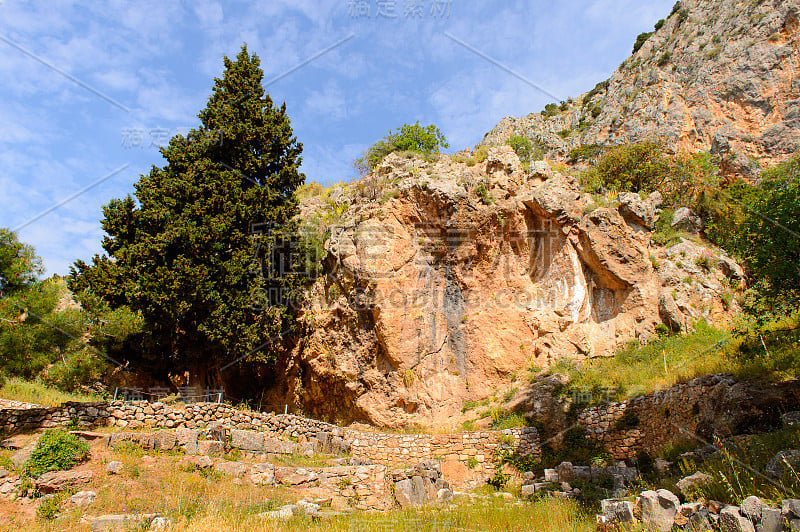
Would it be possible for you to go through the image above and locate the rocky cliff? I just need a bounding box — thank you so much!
[481,0,800,177]
[267,148,744,427]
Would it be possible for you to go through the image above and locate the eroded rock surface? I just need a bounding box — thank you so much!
[267,149,743,427]
[481,0,800,177]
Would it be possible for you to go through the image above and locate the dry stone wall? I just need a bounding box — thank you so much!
[572,374,800,459]
[0,401,537,475]
[2,374,796,464]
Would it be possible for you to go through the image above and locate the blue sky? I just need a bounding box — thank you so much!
[0,0,674,276]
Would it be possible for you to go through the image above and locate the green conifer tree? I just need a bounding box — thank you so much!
[69,45,307,388]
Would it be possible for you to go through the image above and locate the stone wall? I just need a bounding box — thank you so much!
[573,374,800,459]
[0,401,537,477]
[3,374,796,464]
[348,427,539,478]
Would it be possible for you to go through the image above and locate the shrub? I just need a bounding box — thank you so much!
[657,52,672,66]
[590,105,602,118]
[475,181,491,205]
[466,457,478,469]
[36,493,65,520]
[582,80,609,106]
[487,469,510,489]
[506,135,533,162]
[593,141,672,194]
[633,32,653,54]
[569,144,603,163]
[652,209,681,247]
[540,103,560,118]
[654,18,665,30]
[355,122,448,173]
[25,429,89,477]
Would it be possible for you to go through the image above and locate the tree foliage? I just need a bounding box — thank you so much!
[0,229,42,296]
[356,121,448,173]
[68,45,308,387]
[703,155,800,304]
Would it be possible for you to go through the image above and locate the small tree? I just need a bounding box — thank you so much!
[356,121,448,173]
[0,229,42,296]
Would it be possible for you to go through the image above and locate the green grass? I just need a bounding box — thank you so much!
[547,321,730,402]
[0,377,102,406]
[677,425,800,506]
[544,311,800,405]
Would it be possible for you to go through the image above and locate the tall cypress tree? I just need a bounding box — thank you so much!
[69,45,306,389]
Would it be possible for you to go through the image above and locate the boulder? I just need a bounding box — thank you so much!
[659,292,685,332]
[187,455,214,469]
[784,500,800,518]
[436,488,453,504]
[740,496,765,522]
[676,471,712,497]
[230,429,263,452]
[639,489,680,532]
[90,513,161,532]
[601,499,635,524]
[153,431,176,451]
[213,461,248,478]
[274,468,317,486]
[556,462,575,482]
[687,509,713,531]
[175,429,198,455]
[249,464,275,485]
[520,484,536,498]
[719,506,755,532]
[671,207,703,234]
[105,461,124,475]
[206,421,227,443]
[760,508,784,532]
[36,470,94,493]
[618,191,656,229]
[197,440,224,456]
[783,412,800,427]
[66,490,96,508]
[257,507,293,520]
[394,477,428,507]
[766,451,800,477]
[11,438,39,470]
[544,469,559,482]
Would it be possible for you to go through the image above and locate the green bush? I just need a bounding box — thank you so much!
[657,52,672,66]
[582,80,609,106]
[592,141,672,194]
[654,18,665,30]
[506,135,533,162]
[25,429,89,477]
[633,32,653,54]
[568,144,603,163]
[355,121,448,173]
[487,469,510,490]
[540,103,560,118]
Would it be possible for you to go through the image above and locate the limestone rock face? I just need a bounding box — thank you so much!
[481,0,800,176]
[274,153,742,427]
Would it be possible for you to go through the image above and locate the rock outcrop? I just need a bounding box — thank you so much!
[271,148,743,427]
[481,0,800,177]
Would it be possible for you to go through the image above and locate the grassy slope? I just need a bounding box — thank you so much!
[0,378,102,407]
[544,313,800,404]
